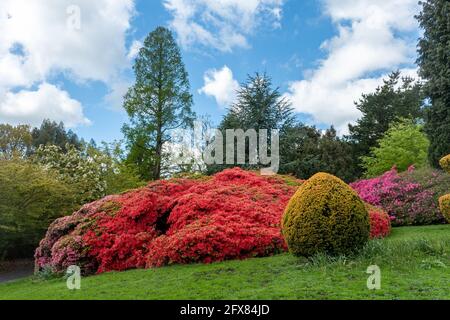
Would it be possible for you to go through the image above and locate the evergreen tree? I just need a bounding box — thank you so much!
[31,119,83,152]
[347,71,425,174]
[417,0,450,167]
[227,73,295,132]
[318,127,357,182]
[123,27,195,181]
[279,125,357,182]
[208,73,294,173]
[279,123,322,179]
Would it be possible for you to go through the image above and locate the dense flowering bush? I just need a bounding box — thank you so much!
[402,167,450,203]
[351,167,446,226]
[366,204,391,238]
[35,169,301,274]
[36,168,392,275]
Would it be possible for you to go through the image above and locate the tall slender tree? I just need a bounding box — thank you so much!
[123,27,195,180]
[416,0,450,167]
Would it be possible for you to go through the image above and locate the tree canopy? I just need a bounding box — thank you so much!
[123,26,195,180]
[416,0,450,167]
[361,120,430,177]
[347,71,424,162]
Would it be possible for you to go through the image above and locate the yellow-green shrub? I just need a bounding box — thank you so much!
[440,154,450,174]
[439,155,450,222]
[282,172,370,256]
[439,194,450,223]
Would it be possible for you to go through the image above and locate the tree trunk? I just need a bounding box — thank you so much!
[154,128,162,180]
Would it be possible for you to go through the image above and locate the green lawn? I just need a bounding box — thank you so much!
[0,225,449,300]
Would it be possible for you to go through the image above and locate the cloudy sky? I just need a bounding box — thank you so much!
[0,0,421,142]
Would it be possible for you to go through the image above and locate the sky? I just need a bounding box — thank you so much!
[0,0,422,143]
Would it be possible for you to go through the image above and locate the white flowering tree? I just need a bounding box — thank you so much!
[34,144,108,204]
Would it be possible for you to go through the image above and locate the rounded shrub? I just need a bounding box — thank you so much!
[439,154,450,223]
[439,154,450,174]
[438,194,450,223]
[282,172,370,257]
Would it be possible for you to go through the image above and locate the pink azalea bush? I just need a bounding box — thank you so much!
[351,167,446,226]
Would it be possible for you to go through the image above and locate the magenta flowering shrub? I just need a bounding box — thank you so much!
[34,195,119,274]
[351,167,446,226]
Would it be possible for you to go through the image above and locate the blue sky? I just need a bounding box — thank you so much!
[0,0,421,143]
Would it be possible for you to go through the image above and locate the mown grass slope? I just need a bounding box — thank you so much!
[0,225,449,300]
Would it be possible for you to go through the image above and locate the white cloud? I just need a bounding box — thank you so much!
[199,66,239,107]
[0,0,136,127]
[163,0,284,52]
[0,83,91,128]
[127,40,143,61]
[285,0,421,134]
[104,79,132,111]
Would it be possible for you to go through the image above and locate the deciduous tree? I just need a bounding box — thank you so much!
[123,27,195,180]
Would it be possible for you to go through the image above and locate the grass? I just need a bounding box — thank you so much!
[0,225,449,300]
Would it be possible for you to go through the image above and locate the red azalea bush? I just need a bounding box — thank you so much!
[351,167,446,226]
[35,169,300,274]
[36,168,391,275]
[366,205,391,238]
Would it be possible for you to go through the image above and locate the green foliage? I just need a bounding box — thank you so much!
[438,154,450,222]
[278,123,321,178]
[99,141,146,195]
[34,142,144,202]
[225,73,294,132]
[417,0,450,167]
[280,125,358,182]
[439,194,450,223]
[439,154,450,174]
[207,73,294,174]
[361,120,430,177]
[347,71,425,174]
[316,127,358,182]
[33,144,108,204]
[282,172,370,257]
[31,119,83,152]
[123,26,195,181]
[0,159,76,259]
[0,124,32,159]
[0,120,83,161]
[401,166,450,203]
[161,117,211,178]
